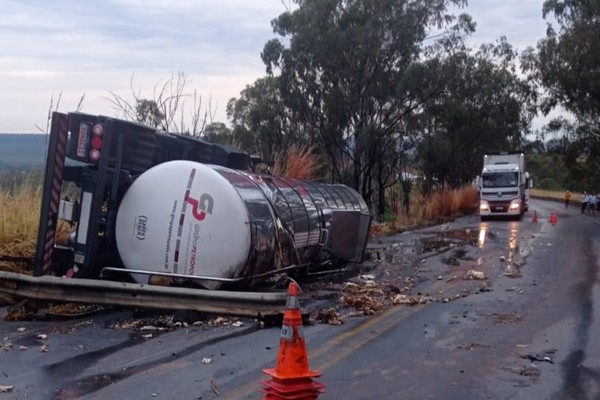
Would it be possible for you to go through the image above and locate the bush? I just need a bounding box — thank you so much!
[537,177,562,191]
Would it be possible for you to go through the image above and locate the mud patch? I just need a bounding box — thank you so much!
[501,365,541,382]
[491,311,525,324]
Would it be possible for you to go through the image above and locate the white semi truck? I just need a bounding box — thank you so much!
[478,152,531,220]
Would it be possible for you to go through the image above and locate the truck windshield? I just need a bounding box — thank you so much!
[482,172,518,188]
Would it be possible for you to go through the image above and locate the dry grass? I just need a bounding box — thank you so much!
[0,180,41,274]
[418,185,479,222]
[530,188,581,202]
[371,185,479,236]
[272,144,323,179]
[0,178,43,304]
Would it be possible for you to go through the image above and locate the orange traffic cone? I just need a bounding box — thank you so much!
[532,210,538,223]
[549,210,558,225]
[261,282,325,399]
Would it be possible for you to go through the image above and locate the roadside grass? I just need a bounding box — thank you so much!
[0,178,42,304]
[0,178,41,273]
[371,185,479,236]
[530,188,581,204]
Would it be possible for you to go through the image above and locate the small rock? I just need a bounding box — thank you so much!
[0,385,14,393]
[467,270,486,280]
[202,357,213,364]
[17,327,26,333]
[37,334,48,340]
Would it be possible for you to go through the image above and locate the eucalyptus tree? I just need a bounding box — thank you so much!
[260,0,472,214]
[226,76,305,161]
[521,0,600,187]
[416,39,536,191]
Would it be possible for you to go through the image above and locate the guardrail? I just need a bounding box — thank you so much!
[0,271,287,317]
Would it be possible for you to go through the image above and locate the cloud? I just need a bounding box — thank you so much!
[464,0,547,50]
[0,0,552,133]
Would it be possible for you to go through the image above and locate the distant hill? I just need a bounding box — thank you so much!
[0,134,47,171]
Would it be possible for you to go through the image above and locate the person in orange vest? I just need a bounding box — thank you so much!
[564,190,571,208]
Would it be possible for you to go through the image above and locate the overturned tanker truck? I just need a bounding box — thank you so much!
[34,112,372,290]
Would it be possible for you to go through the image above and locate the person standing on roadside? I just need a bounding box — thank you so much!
[581,191,589,214]
[590,193,597,216]
[565,190,572,208]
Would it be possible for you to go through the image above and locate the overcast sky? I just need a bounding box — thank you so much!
[0,0,550,133]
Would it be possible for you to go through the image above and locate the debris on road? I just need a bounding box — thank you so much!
[513,350,554,364]
[0,385,14,393]
[456,343,491,351]
[502,365,541,382]
[467,270,486,280]
[1,339,11,351]
[210,380,220,396]
[313,308,344,325]
[390,294,431,305]
[340,293,383,315]
[492,311,525,324]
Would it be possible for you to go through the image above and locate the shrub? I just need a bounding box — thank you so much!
[537,177,561,191]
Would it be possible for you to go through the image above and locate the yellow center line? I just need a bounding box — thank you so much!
[222,304,423,399]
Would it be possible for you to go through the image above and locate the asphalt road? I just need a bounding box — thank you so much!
[1,198,599,400]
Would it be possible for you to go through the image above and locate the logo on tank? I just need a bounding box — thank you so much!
[135,215,148,240]
[187,193,214,221]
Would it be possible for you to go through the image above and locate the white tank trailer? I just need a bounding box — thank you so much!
[34,112,372,288]
[116,160,371,286]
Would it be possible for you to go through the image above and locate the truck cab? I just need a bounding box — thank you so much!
[478,152,530,221]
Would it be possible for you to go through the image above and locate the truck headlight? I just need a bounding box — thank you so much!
[480,201,490,211]
[509,199,521,210]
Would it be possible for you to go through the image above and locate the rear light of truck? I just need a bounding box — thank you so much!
[69,121,105,163]
[88,123,104,163]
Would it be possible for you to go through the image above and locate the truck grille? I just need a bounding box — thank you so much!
[488,201,511,213]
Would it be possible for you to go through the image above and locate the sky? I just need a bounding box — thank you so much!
[0,0,552,134]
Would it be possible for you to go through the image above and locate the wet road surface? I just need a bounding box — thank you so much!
[1,199,600,399]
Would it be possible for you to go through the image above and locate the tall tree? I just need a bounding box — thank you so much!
[261,0,472,214]
[227,76,306,160]
[521,0,600,187]
[417,39,536,191]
